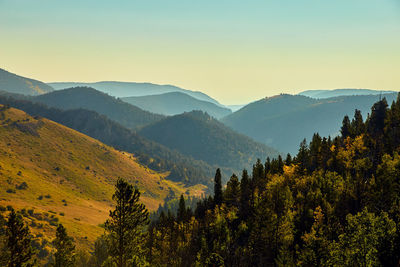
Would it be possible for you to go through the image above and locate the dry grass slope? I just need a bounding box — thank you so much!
[0,105,205,251]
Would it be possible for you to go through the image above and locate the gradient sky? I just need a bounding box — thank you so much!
[1,0,399,104]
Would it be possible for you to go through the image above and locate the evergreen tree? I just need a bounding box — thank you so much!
[340,115,352,138]
[52,224,75,267]
[214,168,223,206]
[4,209,34,267]
[177,195,187,222]
[105,178,149,267]
[224,174,240,208]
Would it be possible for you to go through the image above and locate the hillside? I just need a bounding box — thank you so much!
[0,95,215,186]
[48,81,222,106]
[0,105,205,251]
[139,111,279,172]
[122,92,231,119]
[299,88,396,99]
[222,93,398,154]
[33,87,164,129]
[0,68,54,95]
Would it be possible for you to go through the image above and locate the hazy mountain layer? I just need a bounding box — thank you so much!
[0,68,54,95]
[222,93,398,154]
[33,87,164,129]
[299,88,396,99]
[48,81,221,106]
[122,92,231,119]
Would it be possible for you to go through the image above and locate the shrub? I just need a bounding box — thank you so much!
[38,195,43,200]
[16,182,28,190]
[6,188,16,194]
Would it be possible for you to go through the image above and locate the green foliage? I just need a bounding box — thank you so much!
[105,178,149,267]
[3,209,35,267]
[52,224,75,267]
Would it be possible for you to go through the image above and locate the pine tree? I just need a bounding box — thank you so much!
[4,209,34,267]
[105,178,149,267]
[52,224,75,267]
[341,115,352,138]
[224,174,240,208]
[214,169,223,206]
[177,195,187,222]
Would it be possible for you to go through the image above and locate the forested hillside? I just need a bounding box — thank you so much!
[139,111,278,172]
[142,94,400,266]
[0,105,205,259]
[3,94,399,266]
[0,96,215,186]
[0,69,54,96]
[34,87,164,129]
[122,92,231,118]
[222,93,397,153]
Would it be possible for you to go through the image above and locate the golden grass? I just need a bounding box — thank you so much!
[0,106,206,250]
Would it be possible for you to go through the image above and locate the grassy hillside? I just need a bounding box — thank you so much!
[0,95,215,186]
[48,81,221,105]
[0,106,205,252]
[122,92,231,119]
[0,68,54,95]
[222,93,398,154]
[139,111,279,172]
[34,87,164,129]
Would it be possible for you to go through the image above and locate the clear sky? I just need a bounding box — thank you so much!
[1,0,399,104]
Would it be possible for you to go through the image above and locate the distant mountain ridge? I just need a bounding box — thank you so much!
[48,81,222,106]
[299,88,397,99]
[0,68,54,95]
[33,87,164,129]
[222,93,398,154]
[122,92,231,119]
[139,110,279,173]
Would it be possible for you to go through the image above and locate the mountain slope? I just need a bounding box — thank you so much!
[48,81,221,106]
[0,105,205,249]
[222,93,398,154]
[0,95,214,186]
[0,68,54,95]
[122,92,231,119]
[299,88,396,99]
[139,111,279,172]
[33,87,164,129]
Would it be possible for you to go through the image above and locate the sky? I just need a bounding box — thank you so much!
[0,0,399,104]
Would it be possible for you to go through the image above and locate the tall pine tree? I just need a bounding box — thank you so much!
[52,224,75,267]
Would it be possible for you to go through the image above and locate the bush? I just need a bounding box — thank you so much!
[38,195,43,200]
[44,194,51,199]
[16,182,28,190]
[6,188,16,194]
[0,205,6,211]
[59,212,65,216]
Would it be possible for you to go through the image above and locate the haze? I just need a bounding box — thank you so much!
[0,0,399,104]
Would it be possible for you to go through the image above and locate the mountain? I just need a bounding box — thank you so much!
[0,95,215,186]
[227,104,246,112]
[299,88,396,99]
[0,68,54,95]
[139,111,279,172]
[48,81,222,106]
[222,93,398,154]
[0,105,205,249]
[33,87,164,129]
[122,92,231,119]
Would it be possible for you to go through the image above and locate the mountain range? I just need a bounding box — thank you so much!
[48,81,221,106]
[222,93,398,154]
[0,68,54,96]
[298,88,396,99]
[122,92,231,118]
